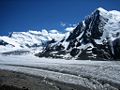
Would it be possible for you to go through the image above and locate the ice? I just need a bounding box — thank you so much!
[0,55,120,89]
[62,41,69,50]
[0,30,65,53]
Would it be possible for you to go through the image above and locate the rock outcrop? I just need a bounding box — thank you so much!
[36,8,120,60]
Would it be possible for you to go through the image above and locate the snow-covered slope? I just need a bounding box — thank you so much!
[37,7,120,60]
[0,30,64,53]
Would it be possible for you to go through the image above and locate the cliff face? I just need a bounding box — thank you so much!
[36,8,120,60]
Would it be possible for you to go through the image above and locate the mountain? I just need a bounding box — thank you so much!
[36,7,120,60]
[0,30,64,54]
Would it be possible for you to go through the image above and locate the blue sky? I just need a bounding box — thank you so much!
[0,0,120,35]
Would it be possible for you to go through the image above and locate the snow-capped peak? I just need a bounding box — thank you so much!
[93,7,120,20]
[36,7,120,60]
[97,7,108,12]
[109,10,120,16]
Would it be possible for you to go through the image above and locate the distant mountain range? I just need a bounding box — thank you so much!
[0,30,64,54]
[0,7,120,60]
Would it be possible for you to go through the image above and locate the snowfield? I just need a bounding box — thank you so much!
[0,55,120,90]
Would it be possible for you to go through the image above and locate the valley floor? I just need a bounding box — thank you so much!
[0,55,120,90]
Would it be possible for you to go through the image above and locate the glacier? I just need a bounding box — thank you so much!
[0,55,120,90]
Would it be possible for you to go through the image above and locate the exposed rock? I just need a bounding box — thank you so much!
[36,8,120,60]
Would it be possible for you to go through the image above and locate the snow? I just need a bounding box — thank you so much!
[95,7,108,17]
[54,7,120,59]
[0,7,119,59]
[97,7,120,38]
[62,41,69,50]
[97,7,108,13]
[64,32,70,40]
[0,30,65,53]
[0,55,120,89]
[0,36,20,48]
[109,10,120,20]
[0,9,120,89]
[101,11,120,42]
[0,36,22,52]
[49,32,64,41]
[82,21,86,27]
[90,7,120,50]
[94,39,103,44]
[77,31,84,40]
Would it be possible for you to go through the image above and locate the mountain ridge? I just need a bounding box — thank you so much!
[0,30,65,53]
[36,7,120,60]
[0,7,120,60]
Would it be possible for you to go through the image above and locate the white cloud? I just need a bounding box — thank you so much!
[60,22,66,27]
[49,29,59,34]
[73,24,77,27]
[65,26,76,32]
[60,22,77,32]
[69,24,77,27]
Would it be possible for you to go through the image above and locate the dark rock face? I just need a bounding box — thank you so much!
[0,84,28,90]
[92,48,111,60]
[70,48,80,57]
[36,8,120,60]
[0,40,15,47]
[113,38,120,59]
[2,50,30,56]
[0,40,9,46]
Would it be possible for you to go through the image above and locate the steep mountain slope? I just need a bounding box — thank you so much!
[0,30,64,53]
[36,7,120,60]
